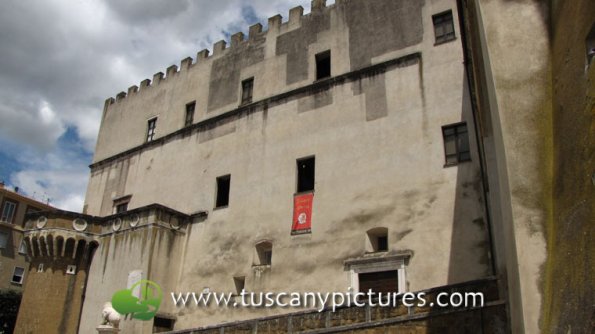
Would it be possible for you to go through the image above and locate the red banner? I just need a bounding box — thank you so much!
[292,193,313,235]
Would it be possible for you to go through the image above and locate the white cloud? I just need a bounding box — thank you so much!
[0,0,322,213]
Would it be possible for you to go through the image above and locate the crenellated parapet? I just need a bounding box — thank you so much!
[103,0,335,109]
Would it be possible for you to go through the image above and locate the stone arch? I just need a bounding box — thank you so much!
[64,238,76,258]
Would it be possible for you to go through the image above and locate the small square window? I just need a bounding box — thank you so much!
[215,175,231,208]
[241,78,254,105]
[113,196,131,214]
[185,102,195,127]
[153,316,175,333]
[147,118,157,142]
[0,232,8,249]
[315,50,331,80]
[433,10,456,44]
[115,203,128,214]
[442,122,471,166]
[297,157,315,193]
[11,267,24,284]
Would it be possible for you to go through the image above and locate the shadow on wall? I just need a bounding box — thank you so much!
[446,73,492,285]
[427,71,495,333]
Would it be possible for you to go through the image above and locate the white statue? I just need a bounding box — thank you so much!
[101,302,121,328]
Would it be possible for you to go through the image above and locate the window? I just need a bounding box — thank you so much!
[255,241,272,266]
[358,270,399,296]
[296,157,315,193]
[233,276,245,295]
[0,232,7,249]
[1,200,17,223]
[66,265,76,275]
[442,122,471,166]
[11,267,24,284]
[345,253,410,295]
[433,10,455,44]
[377,236,388,252]
[113,196,131,214]
[153,316,175,333]
[215,175,231,208]
[115,203,128,214]
[366,228,389,253]
[37,263,44,272]
[241,78,254,105]
[19,240,27,254]
[315,50,331,80]
[185,101,195,127]
[146,118,157,142]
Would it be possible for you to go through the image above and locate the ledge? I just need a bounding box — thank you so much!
[344,250,414,267]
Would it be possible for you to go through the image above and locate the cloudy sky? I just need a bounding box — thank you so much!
[0,0,328,211]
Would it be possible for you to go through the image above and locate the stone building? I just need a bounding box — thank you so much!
[13,0,594,333]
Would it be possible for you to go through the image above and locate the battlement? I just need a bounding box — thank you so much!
[103,0,336,109]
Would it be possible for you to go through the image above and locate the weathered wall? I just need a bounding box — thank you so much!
[82,0,494,332]
[543,0,595,332]
[13,226,95,334]
[171,278,504,334]
[463,1,553,333]
[78,215,186,334]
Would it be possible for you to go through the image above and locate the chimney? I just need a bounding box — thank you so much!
[14,186,19,193]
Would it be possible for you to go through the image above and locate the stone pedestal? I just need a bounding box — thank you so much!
[96,325,120,333]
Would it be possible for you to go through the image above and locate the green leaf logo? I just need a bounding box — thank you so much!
[111,280,162,321]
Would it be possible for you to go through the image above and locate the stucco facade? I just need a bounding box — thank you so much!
[13,0,593,333]
[78,0,493,332]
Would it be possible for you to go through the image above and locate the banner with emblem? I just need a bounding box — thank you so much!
[291,193,313,235]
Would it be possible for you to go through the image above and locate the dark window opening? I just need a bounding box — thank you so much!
[147,118,157,142]
[297,157,315,193]
[358,270,399,296]
[367,228,389,253]
[377,236,388,252]
[433,10,455,44]
[215,175,231,208]
[153,316,175,333]
[115,203,128,214]
[185,102,195,127]
[442,122,471,166]
[234,276,245,295]
[316,51,331,80]
[241,78,254,105]
[255,242,272,266]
